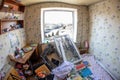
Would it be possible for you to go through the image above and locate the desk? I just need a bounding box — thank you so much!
[9,44,38,64]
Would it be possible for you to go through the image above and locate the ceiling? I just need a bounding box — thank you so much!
[21,0,103,6]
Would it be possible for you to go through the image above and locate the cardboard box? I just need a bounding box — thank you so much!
[35,64,51,75]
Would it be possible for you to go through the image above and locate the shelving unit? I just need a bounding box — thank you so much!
[1,0,24,12]
[0,19,23,34]
[0,19,23,21]
[0,0,24,34]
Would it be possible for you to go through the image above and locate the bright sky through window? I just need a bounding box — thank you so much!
[41,8,77,43]
[44,11,73,24]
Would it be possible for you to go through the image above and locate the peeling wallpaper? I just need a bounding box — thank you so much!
[24,2,89,45]
[0,29,26,78]
[89,0,120,79]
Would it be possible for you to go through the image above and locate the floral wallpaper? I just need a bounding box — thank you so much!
[24,2,89,46]
[89,0,120,79]
[0,29,26,79]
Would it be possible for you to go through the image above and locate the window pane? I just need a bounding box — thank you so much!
[41,8,77,43]
[44,11,73,24]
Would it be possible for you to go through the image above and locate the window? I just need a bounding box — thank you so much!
[41,8,77,43]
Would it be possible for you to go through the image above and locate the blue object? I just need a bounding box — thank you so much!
[79,67,92,78]
[83,61,89,66]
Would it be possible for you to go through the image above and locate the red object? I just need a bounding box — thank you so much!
[37,72,46,78]
[15,63,22,69]
[76,63,85,70]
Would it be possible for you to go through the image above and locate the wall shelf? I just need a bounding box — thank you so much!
[0,19,24,34]
[0,19,23,21]
[2,0,25,12]
[0,0,24,34]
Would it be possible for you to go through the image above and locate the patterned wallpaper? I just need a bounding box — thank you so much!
[24,2,89,46]
[0,29,26,79]
[89,0,120,79]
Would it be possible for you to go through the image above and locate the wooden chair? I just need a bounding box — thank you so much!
[4,67,22,80]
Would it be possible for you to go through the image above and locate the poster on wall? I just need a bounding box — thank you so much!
[8,33,20,48]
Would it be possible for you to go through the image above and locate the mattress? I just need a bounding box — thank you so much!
[81,54,113,80]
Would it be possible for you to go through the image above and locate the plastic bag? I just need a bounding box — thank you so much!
[52,61,74,79]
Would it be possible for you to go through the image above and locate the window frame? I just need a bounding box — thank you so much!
[41,7,77,43]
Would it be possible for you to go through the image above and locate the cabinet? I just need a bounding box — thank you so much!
[0,0,24,34]
[75,42,89,54]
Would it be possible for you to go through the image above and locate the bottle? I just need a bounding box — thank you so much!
[19,50,24,57]
[14,47,19,56]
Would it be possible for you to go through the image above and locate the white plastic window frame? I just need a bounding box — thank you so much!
[41,7,77,43]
